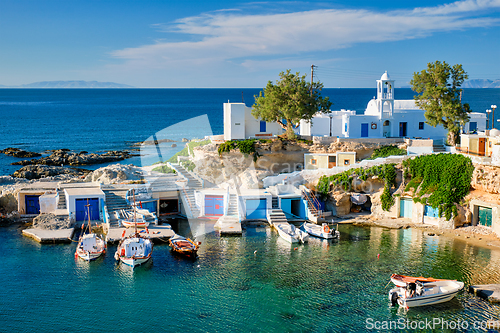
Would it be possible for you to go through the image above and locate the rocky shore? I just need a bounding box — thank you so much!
[12,149,133,167]
[0,147,41,158]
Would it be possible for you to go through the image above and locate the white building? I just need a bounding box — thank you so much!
[300,72,486,140]
[223,72,486,141]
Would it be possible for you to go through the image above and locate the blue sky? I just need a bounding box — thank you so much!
[1,0,499,87]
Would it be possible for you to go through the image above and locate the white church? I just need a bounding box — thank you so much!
[224,72,486,141]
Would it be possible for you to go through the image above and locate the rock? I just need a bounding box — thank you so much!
[471,165,500,194]
[12,150,132,166]
[86,164,143,184]
[270,140,283,152]
[182,138,190,142]
[0,193,18,214]
[32,213,73,230]
[0,147,41,158]
[325,192,351,216]
[171,144,177,148]
[12,165,89,180]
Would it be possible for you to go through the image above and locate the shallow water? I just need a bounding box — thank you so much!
[1,222,500,332]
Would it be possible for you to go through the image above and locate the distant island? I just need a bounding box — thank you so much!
[0,80,134,88]
[461,79,500,88]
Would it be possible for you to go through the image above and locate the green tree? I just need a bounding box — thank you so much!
[410,61,470,146]
[252,70,332,139]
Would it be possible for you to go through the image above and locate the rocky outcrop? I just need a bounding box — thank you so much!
[12,165,89,180]
[32,213,73,230]
[0,148,41,158]
[85,164,143,184]
[325,192,351,216]
[12,149,133,166]
[471,165,500,194]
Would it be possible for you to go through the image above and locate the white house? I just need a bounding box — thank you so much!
[300,72,486,140]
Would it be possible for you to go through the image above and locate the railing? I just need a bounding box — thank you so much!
[301,189,324,219]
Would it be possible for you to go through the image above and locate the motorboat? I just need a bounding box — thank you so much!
[275,223,309,244]
[75,201,106,261]
[169,233,199,258]
[390,274,445,288]
[389,280,464,308]
[118,209,150,228]
[300,222,339,239]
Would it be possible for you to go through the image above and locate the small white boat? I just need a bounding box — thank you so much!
[118,209,150,228]
[275,223,309,244]
[76,233,106,261]
[114,233,153,267]
[75,201,106,261]
[390,274,445,288]
[300,222,340,239]
[389,280,464,308]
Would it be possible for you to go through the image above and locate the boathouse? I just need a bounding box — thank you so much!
[64,186,105,221]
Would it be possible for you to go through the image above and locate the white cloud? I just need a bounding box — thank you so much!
[109,0,500,84]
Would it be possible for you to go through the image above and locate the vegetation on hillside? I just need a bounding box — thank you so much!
[368,145,406,159]
[403,153,474,220]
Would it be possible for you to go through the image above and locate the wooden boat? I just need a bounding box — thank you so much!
[114,190,153,267]
[119,209,149,228]
[114,232,153,267]
[75,201,106,261]
[300,222,339,239]
[275,223,309,244]
[169,233,199,258]
[390,274,445,287]
[389,280,464,308]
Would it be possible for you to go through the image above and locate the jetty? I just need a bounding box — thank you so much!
[469,284,500,303]
[22,228,74,244]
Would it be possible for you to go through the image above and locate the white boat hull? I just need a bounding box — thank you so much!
[115,235,153,268]
[275,224,308,243]
[76,233,106,261]
[301,222,339,239]
[389,280,464,308]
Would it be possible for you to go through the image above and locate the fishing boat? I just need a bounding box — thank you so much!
[275,223,309,244]
[75,201,106,261]
[390,274,445,287]
[118,209,149,228]
[169,233,199,258]
[114,190,153,267]
[389,280,464,308]
[300,222,339,239]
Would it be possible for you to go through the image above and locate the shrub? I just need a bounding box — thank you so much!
[152,165,176,174]
[368,145,406,160]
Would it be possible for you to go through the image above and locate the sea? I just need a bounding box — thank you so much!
[1,88,500,332]
[0,88,499,175]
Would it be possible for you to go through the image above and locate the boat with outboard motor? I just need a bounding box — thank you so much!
[275,223,309,243]
[389,279,464,308]
[300,222,339,239]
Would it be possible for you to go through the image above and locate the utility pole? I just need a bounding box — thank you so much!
[310,64,317,96]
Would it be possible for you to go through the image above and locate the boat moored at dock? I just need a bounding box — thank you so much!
[275,223,309,243]
[300,222,339,239]
[389,279,464,308]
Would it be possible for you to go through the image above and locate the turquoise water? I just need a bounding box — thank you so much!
[2,222,500,332]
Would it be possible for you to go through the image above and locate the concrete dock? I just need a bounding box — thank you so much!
[106,224,175,243]
[215,216,242,235]
[469,284,500,303]
[22,228,75,244]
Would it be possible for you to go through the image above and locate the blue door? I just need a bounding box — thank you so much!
[478,206,492,227]
[399,122,407,137]
[424,205,439,218]
[205,195,224,216]
[399,198,412,218]
[25,195,40,214]
[246,198,267,219]
[361,123,369,137]
[75,198,99,221]
[469,122,477,133]
[260,121,266,132]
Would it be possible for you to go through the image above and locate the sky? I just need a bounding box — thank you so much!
[1,0,499,88]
